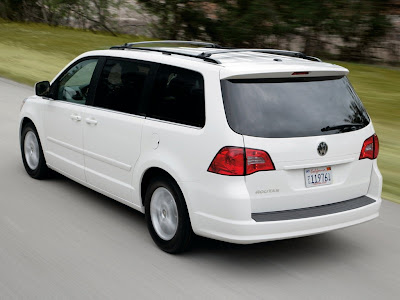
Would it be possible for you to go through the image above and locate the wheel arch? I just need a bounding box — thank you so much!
[141,167,182,207]
[141,166,194,253]
[20,116,50,179]
[20,117,35,141]
[139,165,195,228]
[20,116,49,163]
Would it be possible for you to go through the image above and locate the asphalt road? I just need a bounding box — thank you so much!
[1,77,400,299]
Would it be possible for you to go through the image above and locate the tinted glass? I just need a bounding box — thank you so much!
[94,58,151,115]
[56,59,98,104]
[147,65,205,127]
[221,77,370,138]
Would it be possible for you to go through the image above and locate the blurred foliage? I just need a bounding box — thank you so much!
[0,0,130,35]
[331,1,393,61]
[1,0,398,61]
[137,0,397,62]
[128,0,207,40]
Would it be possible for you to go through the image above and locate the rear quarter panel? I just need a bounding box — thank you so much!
[132,66,244,213]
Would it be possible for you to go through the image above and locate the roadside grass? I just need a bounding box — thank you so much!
[1,21,399,203]
[0,20,148,85]
[329,61,400,203]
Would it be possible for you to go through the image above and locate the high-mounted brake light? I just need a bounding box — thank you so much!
[359,134,379,160]
[292,72,309,75]
[208,147,275,176]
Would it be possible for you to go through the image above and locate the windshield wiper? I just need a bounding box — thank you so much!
[321,123,364,132]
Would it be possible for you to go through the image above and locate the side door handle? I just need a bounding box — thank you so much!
[85,117,98,125]
[70,114,82,121]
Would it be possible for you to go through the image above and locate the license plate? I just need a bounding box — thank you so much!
[305,166,332,188]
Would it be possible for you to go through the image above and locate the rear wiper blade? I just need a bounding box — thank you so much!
[321,123,364,132]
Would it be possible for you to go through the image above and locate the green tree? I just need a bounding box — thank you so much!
[271,0,337,55]
[204,0,277,47]
[0,0,40,21]
[0,0,130,36]
[137,0,393,61]
[331,0,393,61]
[136,0,208,39]
[68,0,126,35]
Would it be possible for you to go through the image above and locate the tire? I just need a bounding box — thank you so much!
[145,176,193,253]
[21,123,49,179]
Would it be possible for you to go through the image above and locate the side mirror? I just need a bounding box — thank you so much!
[35,81,50,97]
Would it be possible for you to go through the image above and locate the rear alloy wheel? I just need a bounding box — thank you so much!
[145,177,193,253]
[21,123,49,179]
[150,187,179,240]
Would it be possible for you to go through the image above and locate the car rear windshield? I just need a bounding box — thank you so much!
[221,76,370,138]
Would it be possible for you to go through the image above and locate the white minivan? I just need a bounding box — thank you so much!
[19,41,382,253]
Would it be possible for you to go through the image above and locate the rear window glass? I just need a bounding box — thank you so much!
[221,76,370,138]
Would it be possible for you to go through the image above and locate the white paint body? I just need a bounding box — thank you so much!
[19,48,382,244]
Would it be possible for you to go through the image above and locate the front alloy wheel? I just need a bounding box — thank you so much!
[24,130,40,170]
[21,123,49,179]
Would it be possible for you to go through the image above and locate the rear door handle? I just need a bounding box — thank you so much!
[85,117,98,125]
[70,114,81,121]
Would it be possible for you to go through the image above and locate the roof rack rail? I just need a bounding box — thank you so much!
[109,40,321,64]
[110,40,222,64]
[125,40,222,48]
[197,49,322,62]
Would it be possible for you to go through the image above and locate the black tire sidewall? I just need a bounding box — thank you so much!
[21,123,47,179]
[145,177,192,253]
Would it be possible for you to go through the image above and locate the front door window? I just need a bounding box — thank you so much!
[56,59,98,104]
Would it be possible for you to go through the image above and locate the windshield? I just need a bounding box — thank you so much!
[221,76,370,138]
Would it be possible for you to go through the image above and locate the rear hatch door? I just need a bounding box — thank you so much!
[221,73,375,213]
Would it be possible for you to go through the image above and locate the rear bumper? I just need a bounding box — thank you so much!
[191,196,380,244]
[185,159,382,244]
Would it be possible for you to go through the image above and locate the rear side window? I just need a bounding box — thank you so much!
[94,58,152,115]
[221,76,370,138]
[147,64,205,127]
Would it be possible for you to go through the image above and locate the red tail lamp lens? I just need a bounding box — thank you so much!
[207,147,245,175]
[373,134,379,159]
[359,134,379,160]
[208,147,275,176]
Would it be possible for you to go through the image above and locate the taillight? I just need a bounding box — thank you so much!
[207,147,245,175]
[374,134,379,158]
[359,134,379,160]
[208,147,275,176]
[245,148,275,174]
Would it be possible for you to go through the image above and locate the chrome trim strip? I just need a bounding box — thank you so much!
[85,105,146,119]
[50,100,86,108]
[146,117,202,130]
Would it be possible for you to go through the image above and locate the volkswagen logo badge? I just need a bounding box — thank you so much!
[317,142,328,156]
